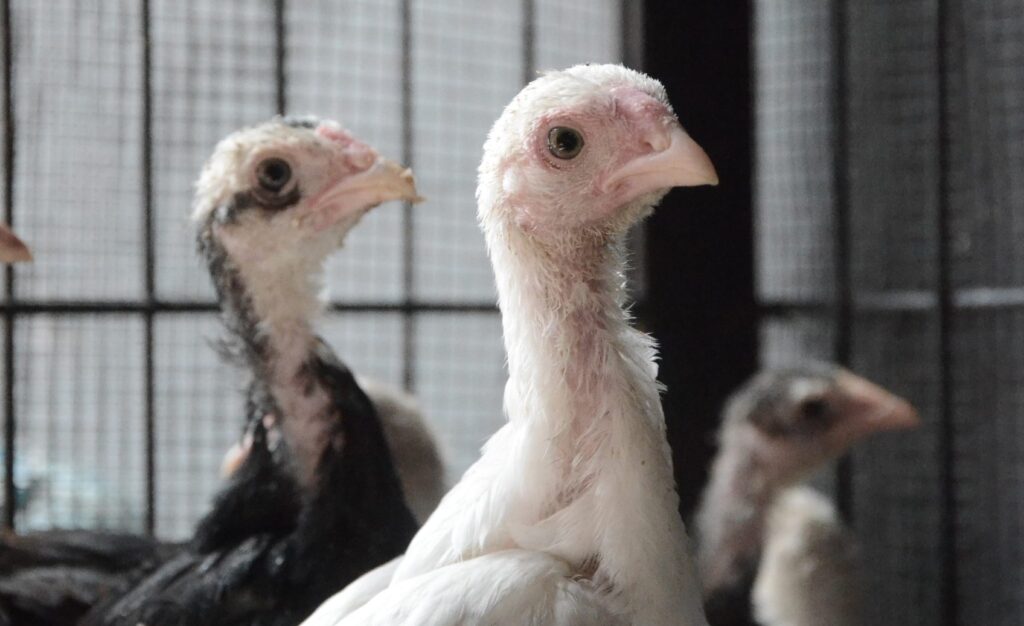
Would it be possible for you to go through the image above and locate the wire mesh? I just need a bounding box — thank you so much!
[14,315,146,531]
[151,0,278,302]
[13,1,144,301]
[413,312,505,479]
[409,0,522,303]
[535,0,621,70]
[753,0,836,303]
[944,1,1024,622]
[850,312,945,626]
[952,310,1024,626]
[152,314,244,539]
[847,0,940,296]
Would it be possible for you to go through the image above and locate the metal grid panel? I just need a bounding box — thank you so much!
[287,0,405,303]
[535,0,621,70]
[409,0,522,302]
[320,312,405,388]
[753,0,836,303]
[758,314,835,367]
[14,315,146,531]
[847,0,940,295]
[946,0,1024,291]
[413,312,505,479]
[151,1,278,301]
[153,314,244,539]
[952,310,1024,626]
[850,313,944,626]
[945,2,1024,623]
[12,1,144,301]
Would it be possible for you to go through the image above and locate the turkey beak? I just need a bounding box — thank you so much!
[602,125,718,199]
[827,371,921,450]
[0,223,31,263]
[305,158,422,230]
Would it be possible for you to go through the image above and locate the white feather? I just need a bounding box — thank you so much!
[753,487,864,626]
[333,550,628,626]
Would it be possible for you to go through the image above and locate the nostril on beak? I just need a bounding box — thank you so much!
[644,133,670,153]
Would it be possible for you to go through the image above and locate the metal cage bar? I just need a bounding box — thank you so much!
[830,0,855,522]
[141,0,157,535]
[934,0,958,621]
[1,0,14,531]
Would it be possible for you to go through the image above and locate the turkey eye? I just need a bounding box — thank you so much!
[547,127,584,160]
[799,397,829,421]
[256,158,292,193]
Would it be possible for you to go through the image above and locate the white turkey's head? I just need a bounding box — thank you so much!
[478,64,717,245]
[194,116,420,270]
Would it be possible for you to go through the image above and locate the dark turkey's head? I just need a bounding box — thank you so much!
[193,117,420,269]
[720,364,920,485]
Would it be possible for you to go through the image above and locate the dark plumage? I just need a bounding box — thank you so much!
[78,118,422,625]
[696,364,920,626]
[0,530,177,625]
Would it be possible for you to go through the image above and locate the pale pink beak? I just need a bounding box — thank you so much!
[602,125,718,198]
[300,123,423,230]
[0,223,31,263]
[827,370,921,449]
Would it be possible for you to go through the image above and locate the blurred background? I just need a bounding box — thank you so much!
[0,2,1019,625]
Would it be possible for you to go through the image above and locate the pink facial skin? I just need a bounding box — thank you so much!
[505,85,713,237]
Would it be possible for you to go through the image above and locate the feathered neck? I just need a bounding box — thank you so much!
[480,213,707,626]
[697,427,780,594]
[488,222,636,439]
[203,228,333,486]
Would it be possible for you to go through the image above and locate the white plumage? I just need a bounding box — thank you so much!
[752,487,863,626]
[305,63,718,626]
[358,377,447,524]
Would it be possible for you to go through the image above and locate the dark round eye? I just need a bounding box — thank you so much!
[547,127,584,160]
[798,397,830,421]
[256,158,292,193]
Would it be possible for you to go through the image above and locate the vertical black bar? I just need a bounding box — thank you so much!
[140,0,156,536]
[935,0,958,623]
[400,0,415,392]
[620,0,644,70]
[1,0,15,531]
[642,0,757,517]
[274,0,287,116]
[521,0,534,85]
[831,0,855,522]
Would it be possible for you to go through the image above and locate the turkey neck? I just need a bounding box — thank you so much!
[697,431,779,594]
[202,231,332,488]
[490,224,647,487]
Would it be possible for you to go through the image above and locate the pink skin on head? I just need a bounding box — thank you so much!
[295,123,420,232]
[510,86,717,234]
[315,124,377,171]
